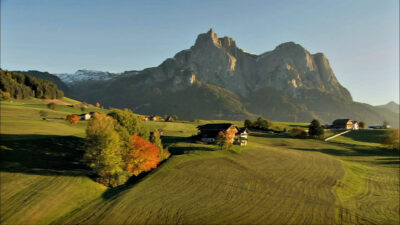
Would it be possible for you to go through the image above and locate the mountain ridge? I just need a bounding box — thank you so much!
[17,29,399,127]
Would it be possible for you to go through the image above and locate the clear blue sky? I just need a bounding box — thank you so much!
[1,0,398,105]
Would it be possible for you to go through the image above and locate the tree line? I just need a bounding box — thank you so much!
[0,69,64,100]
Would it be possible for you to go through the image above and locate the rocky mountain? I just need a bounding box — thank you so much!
[55,70,122,84]
[25,29,399,127]
[376,101,399,114]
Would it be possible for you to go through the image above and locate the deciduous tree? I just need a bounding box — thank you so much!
[244,119,252,128]
[126,136,161,176]
[47,102,57,110]
[216,131,232,150]
[108,108,150,139]
[84,113,130,187]
[308,119,324,139]
[66,114,80,124]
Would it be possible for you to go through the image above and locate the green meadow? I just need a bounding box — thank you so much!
[1,99,398,225]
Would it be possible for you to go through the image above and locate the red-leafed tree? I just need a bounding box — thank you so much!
[126,136,161,176]
[66,114,80,124]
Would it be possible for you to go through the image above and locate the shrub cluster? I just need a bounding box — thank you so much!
[0,70,64,100]
[290,127,308,138]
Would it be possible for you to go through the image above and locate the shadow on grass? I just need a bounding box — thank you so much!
[162,135,217,155]
[250,132,291,139]
[101,157,172,200]
[340,130,388,144]
[292,144,400,165]
[0,134,88,176]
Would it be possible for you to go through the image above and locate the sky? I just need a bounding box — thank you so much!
[1,0,399,105]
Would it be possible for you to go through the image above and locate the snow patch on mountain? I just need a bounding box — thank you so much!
[55,70,121,84]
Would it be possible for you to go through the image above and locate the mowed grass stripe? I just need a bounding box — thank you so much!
[59,144,344,225]
[0,172,105,225]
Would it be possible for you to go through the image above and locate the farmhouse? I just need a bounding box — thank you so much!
[332,119,359,130]
[197,123,239,143]
[234,127,249,146]
[149,115,162,121]
[79,113,91,120]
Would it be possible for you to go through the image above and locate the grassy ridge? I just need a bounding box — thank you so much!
[1,99,399,224]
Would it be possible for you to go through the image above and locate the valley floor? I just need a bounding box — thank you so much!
[1,100,399,225]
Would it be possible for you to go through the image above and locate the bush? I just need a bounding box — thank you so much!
[0,91,11,100]
[381,129,399,150]
[39,110,48,118]
[308,119,324,139]
[47,102,57,110]
[359,121,366,129]
[291,127,307,138]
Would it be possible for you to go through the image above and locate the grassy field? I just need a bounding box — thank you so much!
[1,99,398,225]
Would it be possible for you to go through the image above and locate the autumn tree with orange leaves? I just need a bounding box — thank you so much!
[126,136,161,176]
[66,114,80,124]
[216,131,232,150]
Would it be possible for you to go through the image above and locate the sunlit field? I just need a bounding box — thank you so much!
[1,99,398,225]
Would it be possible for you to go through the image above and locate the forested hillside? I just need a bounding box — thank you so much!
[0,70,64,100]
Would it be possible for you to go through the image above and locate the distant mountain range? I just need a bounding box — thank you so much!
[20,29,399,127]
[376,101,399,114]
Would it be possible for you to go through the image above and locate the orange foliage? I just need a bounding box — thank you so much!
[96,102,101,107]
[66,114,80,124]
[126,136,161,176]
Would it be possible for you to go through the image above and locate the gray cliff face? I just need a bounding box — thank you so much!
[166,29,351,101]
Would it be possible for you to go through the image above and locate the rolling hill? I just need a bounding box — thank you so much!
[1,98,399,224]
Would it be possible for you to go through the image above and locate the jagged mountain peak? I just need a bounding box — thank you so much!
[194,29,237,50]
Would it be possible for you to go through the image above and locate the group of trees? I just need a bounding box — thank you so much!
[291,119,324,139]
[0,70,64,100]
[244,117,273,130]
[84,109,169,187]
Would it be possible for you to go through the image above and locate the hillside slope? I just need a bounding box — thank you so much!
[1,99,398,225]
